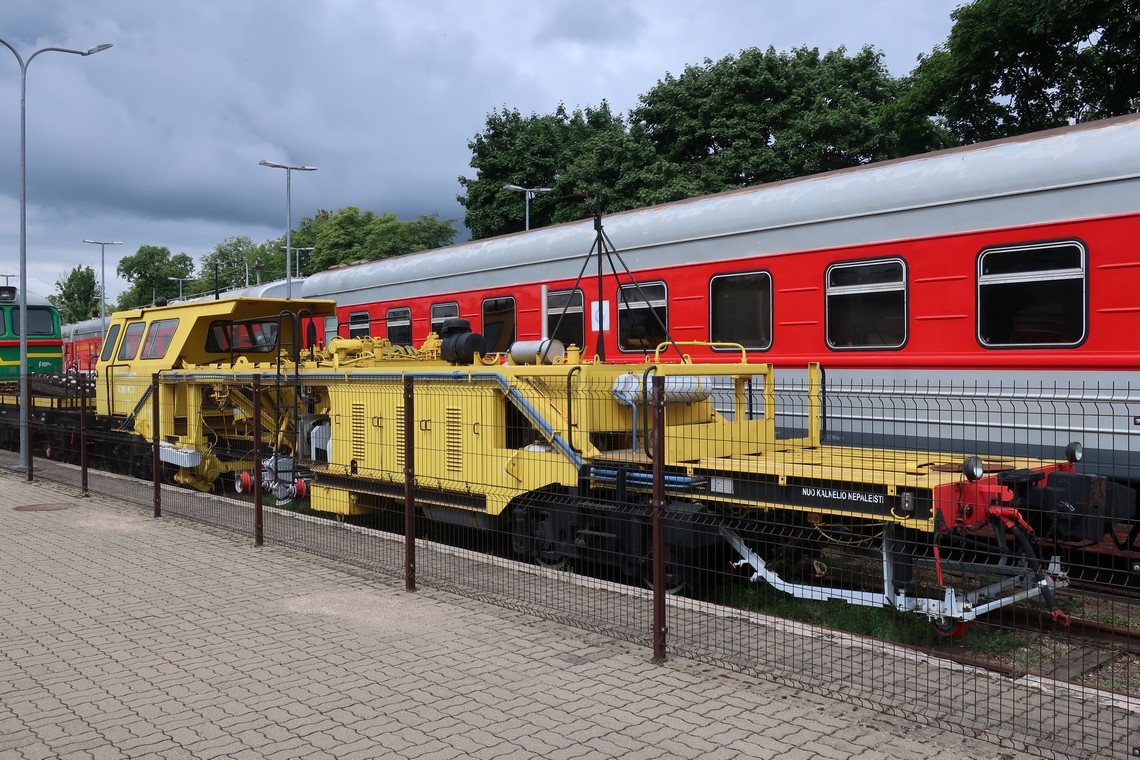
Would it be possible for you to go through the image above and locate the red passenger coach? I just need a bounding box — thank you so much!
[64,316,108,372]
[299,114,1140,476]
[301,115,1140,374]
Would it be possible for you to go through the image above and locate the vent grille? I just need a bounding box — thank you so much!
[446,407,462,472]
[395,405,404,469]
[351,402,366,462]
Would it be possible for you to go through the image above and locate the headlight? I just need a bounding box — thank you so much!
[962,456,984,482]
[1065,441,1083,464]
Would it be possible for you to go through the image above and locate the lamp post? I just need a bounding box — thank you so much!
[259,159,317,298]
[167,276,190,300]
[504,183,552,230]
[1,37,112,473]
[82,239,122,329]
[281,246,314,279]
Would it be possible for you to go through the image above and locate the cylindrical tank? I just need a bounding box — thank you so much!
[612,374,711,404]
[508,339,566,365]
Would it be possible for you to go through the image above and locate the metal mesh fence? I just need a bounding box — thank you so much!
[9,370,1140,758]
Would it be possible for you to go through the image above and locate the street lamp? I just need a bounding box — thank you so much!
[82,239,122,329]
[1,37,112,473]
[281,246,314,279]
[259,159,317,298]
[504,183,552,230]
[167,276,190,300]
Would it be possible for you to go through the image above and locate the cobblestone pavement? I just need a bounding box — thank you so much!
[0,471,1034,759]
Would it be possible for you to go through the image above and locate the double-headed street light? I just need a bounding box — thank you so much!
[504,183,552,230]
[259,159,317,298]
[281,246,314,279]
[82,239,122,329]
[167,276,190,300]
[1,37,113,473]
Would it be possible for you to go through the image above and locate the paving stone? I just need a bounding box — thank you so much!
[0,465,1131,760]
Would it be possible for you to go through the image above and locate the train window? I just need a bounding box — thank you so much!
[0,311,5,335]
[116,322,146,361]
[99,324,121,362]
[547,289,584,348]
[617,282,667,351]
[386,307,412,346]
[977,241,1086,347]
[710,272,772,350]
[12,306,57,336]
[430,302,459,334]
[825,259,906,349]
[140,319,179,360]
[347,311,371,338]
[482,296,516,353]
[205,320,279,353]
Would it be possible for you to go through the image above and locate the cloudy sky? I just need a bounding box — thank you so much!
[0,0,961,302]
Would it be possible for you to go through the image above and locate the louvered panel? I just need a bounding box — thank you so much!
[351,402,366,461]
[446,407,462,472]
[395,404,405,469]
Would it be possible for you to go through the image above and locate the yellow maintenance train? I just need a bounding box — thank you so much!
[14,295,1134,634]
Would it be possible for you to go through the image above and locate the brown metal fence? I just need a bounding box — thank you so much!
[15,371,1140,759]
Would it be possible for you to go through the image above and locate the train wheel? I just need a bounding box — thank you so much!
[643,551,687,595]
[532,520,567,570]
[517,504,567,570]
[932,618,969,639]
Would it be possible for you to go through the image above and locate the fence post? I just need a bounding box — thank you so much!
[152,373,161,518]
[404,375,416,592]
[25,382,33,482]
[80,374,88,494]
[252,375,263,547]
[651,375,667,662]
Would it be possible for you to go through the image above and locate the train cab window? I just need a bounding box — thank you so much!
[205,320,279,353]
[547,289,584,349]
[430,302,459,335]
[12,306,57,336]
[347,311,371,338]
[617,282,667,351]
[825,259,906,349]
[116,322,146,361]
[710,271,772,350]
[0,311,5,334]
[386,307,412,346]
[99,324,121,362]
[482,296,516,353]
[977,241,1086,347]
[140,318,179,360]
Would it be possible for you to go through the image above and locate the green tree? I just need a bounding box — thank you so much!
[631,45,924,193]
[459,103,644,239]
[459,48,941,238]
[115,245,194,310]
[49,265,101,324]
[907,0,1140,143]
[195,236,261,294]
[290,207,459,272]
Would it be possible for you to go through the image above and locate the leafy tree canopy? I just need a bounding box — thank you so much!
[115,245,194,310]
[193,235,263,295]
[907,0,1140,143]
[49,265,101,324]
[290,206,459,272]
[631,45,925,191]
[458,103,654,239]
[460,46,943,239]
